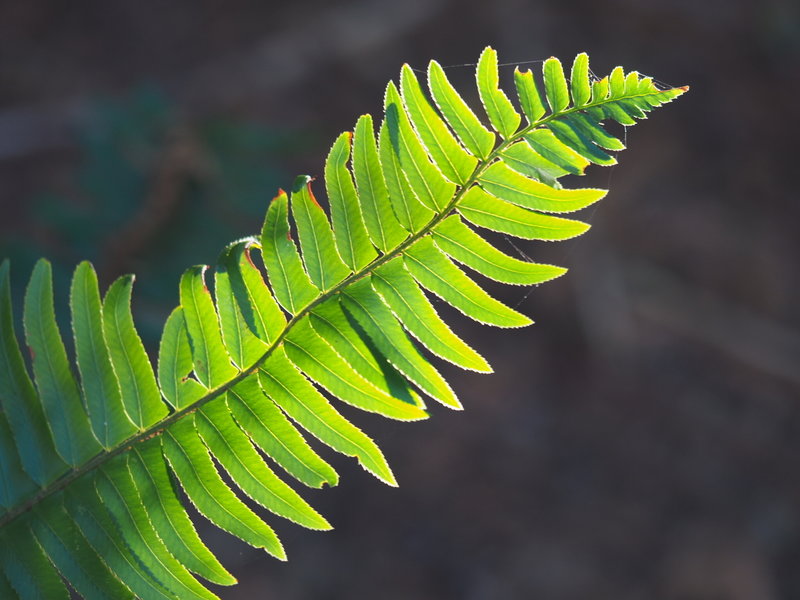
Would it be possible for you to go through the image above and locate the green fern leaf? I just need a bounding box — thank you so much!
[431,214,567,285]
[1,514,70,599]
[543,57,571,113]
[284,318,426,420]
[308,298,427,410]
[353,114,409,248]
[163,417,287,560]
[214,246,269,369]
[259,349,396,485]
[459,185,591,240]
[261,189,319,314]
[102,274,167,428]
[70,262,138,447]
[195,400,330,531]
[0,261,65,486]
[325,132,378,270]
[570,53,592,108]
[371,257,491,372]
[127,443,236,586]
[428,60,495,159]
[479,160,607,212]
[477,47,522,139]
[226,375,339,488]
[0,411,37,511]
[24,259,102,466]
[291,175,351,291]
[0,48,686,598]
[158,307,206,408]
[404,236,532,328]
[32,496,136,599]
[385,82,456,212]
[342,278,460,409]
[400,64,477,184]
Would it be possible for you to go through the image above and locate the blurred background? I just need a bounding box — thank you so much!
[1,0,799,598]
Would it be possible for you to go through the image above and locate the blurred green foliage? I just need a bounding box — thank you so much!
[3,88,303,347]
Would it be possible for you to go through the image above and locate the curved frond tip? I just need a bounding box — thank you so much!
[0,48,686,598]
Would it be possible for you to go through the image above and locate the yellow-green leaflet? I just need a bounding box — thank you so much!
[0,260,65,485]
[70,262,137,448]
[259,349,397,485]
[103,274,167,428]
[479,161,607,213]
[291,175,351,290]
[432,215,567,285]
[372,258,491,372]
[459,186,591,241]
[261,189,319,314]
[404,237,532,328]
[477,47,521,139]
[325,132,378,270]
[24,259,101,465]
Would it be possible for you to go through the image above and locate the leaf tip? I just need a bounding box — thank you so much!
[355,113,373,129]
[316,516,334,531]
[292,174,312,194]
[273,547,288,562]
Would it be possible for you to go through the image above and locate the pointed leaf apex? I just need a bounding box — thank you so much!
[379,467,399,488]
[385,79,399,96]
[292,174,312,193]
[33,257,51,270]
[273,189,288,202]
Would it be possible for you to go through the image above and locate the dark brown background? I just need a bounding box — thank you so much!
[1,0,799,598]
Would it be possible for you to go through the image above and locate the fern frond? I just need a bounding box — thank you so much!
[0,48,686,598]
